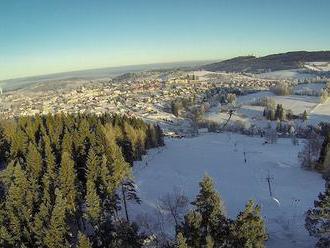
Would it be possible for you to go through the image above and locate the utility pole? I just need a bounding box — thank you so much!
[266,172,274,197]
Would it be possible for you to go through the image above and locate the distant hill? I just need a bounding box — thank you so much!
[0,60,214,92]
[201,51,330,73]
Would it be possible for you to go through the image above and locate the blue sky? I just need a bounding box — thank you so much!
[0,0,329,80]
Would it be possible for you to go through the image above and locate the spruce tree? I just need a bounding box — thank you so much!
[192,175,225,229]
[233,200,267,248]
[181,210,202,248]
[25,142,43,203]
[85,148,101,225]
[306,185,330,247]
[59,151,77,213]
[1,162,34,246]
[205,234,214,248]
[303,110,308,121]
[77,232,92,248]
[176,232,189,248]
[0,113,163,247]
[44,189,68,248]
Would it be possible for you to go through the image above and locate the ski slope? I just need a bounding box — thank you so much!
[131,133,324,247]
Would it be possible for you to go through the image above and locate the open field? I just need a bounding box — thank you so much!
[130,133,324,248]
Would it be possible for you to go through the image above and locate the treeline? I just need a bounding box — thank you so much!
[299,123,330,172]
[318,123,330,172]
[303,123,330,246]
[263,103,307,121]
[0,113,164,248]
[263,104,286,121]
[270,83,293,96]
[176,175,267,248]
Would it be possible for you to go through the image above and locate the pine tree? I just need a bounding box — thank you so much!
[171,101,180,117]
[305,185,330,247]
[33,136,58,244]
[59,151,77,213]
[44,136,57,187]
[34,140,55,245]
[192,175,225,228]
[303,110,308,121]
[77,232,92,248]
[205,234,214,248]
[44,189,68,248]
[62,131,73,154]
[176,232,189,248]
[85,149,101,225]
[106,139,131,193]
[25,142,43,203]
[233,200,267,248]
[1,162,34,246]
[121,179,141,222]
[0,113,163,247]
[156,124,164,146]
[145,125,157,149]
[9,127,28,160]
[180,175,230,247]
[181,210,202,248]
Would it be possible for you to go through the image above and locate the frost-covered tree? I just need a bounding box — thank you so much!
[305,185,330,247]
[298,130,323,169]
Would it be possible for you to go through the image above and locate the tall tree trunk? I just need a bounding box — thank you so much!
[121,184,129,222]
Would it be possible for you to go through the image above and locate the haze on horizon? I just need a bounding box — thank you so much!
[1,0,329,81]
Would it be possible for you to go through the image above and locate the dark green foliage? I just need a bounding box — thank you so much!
[318,123,330,172]
[233,200,267,247]
[176,232,189,248]
[192,175,226,224]
[0,113,164,247]
[264,104,285,121]
[78,232,92,248]
[303,110,308,121]
[305,185,330,247]
[171,101,181,117]
[178,175,267,248]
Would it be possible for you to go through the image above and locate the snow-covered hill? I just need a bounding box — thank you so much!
[130,133,324,248]
[304,62,330,72]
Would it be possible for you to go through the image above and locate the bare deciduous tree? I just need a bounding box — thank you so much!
[158,188,189,227]
[298,130,323,169]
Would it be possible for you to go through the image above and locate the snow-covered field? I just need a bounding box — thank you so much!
[237,91,274,105]
[205,90,330,129]
[131,133,324,247]
[272,95,320,115]
[294,83,326,93]
[256,69,317,80]
[304,62,330,72]
[309,98,330,125]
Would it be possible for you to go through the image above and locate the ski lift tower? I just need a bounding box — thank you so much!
[266,171,274,197]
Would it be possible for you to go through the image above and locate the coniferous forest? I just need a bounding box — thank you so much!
[0,113,164,247]
[0,113,269,247]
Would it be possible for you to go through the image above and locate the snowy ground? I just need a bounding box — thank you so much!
[204,90,330,129]
[294,83,326,93]
[256,69,317,80]
[272,95,320,115]
[304,62,330,72]
[131,133,324,247]
[309,98,330,125]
